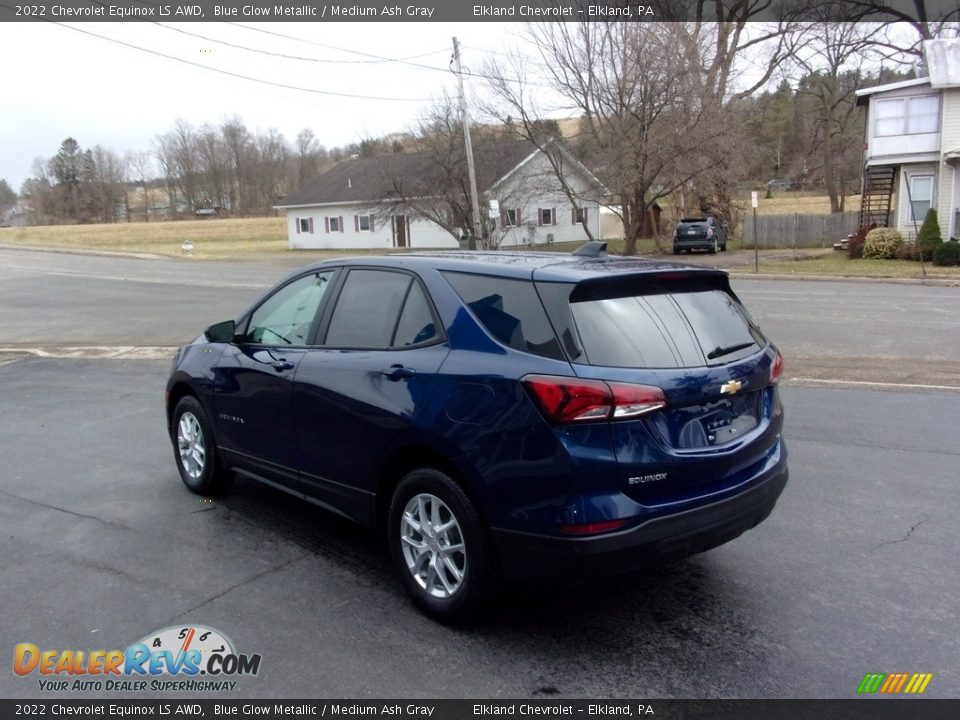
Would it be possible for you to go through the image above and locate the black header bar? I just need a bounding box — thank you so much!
[0,0,957,23]
[1,700,959,720]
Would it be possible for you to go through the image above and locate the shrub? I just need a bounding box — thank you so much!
[916,208,943,261]
[863,227,903,259]
[846,224,873,259]
[895,242,919,261]
[932,241,960,267]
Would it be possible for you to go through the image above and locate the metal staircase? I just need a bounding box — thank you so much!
[858,165,896,230]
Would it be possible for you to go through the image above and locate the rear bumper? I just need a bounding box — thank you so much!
[491,461,788,581]
[673,238,716,251]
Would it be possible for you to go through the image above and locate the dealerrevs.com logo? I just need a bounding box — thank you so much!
[14,625,261,692]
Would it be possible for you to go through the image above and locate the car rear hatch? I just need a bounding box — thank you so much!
[675,218,711,241]
[535,269,784,508]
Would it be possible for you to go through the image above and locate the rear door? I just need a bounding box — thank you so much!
[539,273,782,507]
[292,268,448,523]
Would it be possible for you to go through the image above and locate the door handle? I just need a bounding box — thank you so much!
[381,364,416,381]
[271,359,295,372]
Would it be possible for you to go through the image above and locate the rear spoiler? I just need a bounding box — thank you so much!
[568,268,732,303]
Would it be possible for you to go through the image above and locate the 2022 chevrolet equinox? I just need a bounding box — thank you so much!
[166,245,788,621]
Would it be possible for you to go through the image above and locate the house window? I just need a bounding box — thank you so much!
[572,207,588,224]
[875,95,940,136]
[502,208,518,227]
[356,214,372,231]
[325,216,344,233]
[908,175,934,223]
[297,218,313,234]
[538,208,556,226]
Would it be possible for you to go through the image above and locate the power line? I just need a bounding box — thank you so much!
[154,22,448,66]
[228,22,553,89]
[46,22,434,103]
[227,22,456,74]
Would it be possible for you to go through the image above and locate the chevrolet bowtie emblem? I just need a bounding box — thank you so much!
[720,380,742,395]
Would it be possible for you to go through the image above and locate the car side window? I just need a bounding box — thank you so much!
[442,272,564,360]
[245,271,334,345]
[392,281,438,347]
[324,270,412,348]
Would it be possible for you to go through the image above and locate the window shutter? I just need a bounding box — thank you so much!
[324,217,330,233]
[501,210,508,226]
[296,218,301,234]
[308,217,314,233]
[354,215,359,232]
[369,215,374,232]
[339,216,344,232]
[552,208,557,226]
[583,207,588,223]
[516,208,521,225]
[537,209,543,227]
[571,208,577,225]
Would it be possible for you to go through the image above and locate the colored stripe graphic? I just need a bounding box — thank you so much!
[857,673,885,694]
[905,674,933,694]
[857,672,932,694]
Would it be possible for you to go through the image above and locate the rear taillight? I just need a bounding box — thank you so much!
[522,375,667,423]
[770,352,784,384]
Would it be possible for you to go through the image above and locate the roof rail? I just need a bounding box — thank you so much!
[572,241,608,258]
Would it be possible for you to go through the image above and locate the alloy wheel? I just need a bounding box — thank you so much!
[400,493,467,598]
[177,412,206,480]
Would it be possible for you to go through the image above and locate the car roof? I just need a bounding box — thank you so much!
[294,251,729,283]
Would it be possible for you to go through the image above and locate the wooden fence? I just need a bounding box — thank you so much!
[741,212,860,249]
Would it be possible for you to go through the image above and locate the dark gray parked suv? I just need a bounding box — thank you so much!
[673,217,727,254]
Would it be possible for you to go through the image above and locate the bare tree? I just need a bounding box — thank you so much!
[221,116,254,216]
[368,95,543,244]
[197,124,230,212]
[254,128,290,215]
[369,95,481,241]
[126,151,153,221]
[486,23,737,254]
[838,0,959,58]
[89,145,126,223]
[295,128,320,187]
[152,133,180,220]
[793,22,887,212]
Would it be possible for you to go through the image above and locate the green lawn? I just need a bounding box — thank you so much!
[4,216,958,280]
[744,252,960,280]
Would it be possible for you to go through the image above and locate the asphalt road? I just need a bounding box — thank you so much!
[1,247,958,699]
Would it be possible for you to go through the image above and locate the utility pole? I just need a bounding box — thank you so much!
[452,36,483,249]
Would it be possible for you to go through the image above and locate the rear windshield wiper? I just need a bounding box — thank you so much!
[707,342,754,360]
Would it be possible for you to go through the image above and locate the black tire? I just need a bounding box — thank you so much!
[672,247,681,255]
[388,468,498,623]
[170,396,232,495]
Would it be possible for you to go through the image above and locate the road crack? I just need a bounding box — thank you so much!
[169,552,311,620]
[875,515,929,549]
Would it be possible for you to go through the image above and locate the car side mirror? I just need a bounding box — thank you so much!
[204,319,237,344]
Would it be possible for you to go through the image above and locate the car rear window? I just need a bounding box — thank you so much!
[442,272,564,360]
[570,288,764,369]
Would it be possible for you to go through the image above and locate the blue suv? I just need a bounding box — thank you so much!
[166,245,788,621]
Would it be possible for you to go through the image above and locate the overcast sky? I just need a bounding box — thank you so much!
[0,21,532,191]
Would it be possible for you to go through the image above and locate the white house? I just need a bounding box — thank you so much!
[274,139,605,250]
[0,201,30,228]
[856,39,960,240]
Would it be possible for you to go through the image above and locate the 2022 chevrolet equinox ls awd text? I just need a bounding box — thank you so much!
[166,245,788,622]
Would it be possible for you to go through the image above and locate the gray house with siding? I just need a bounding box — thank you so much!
[856,39,960,240]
